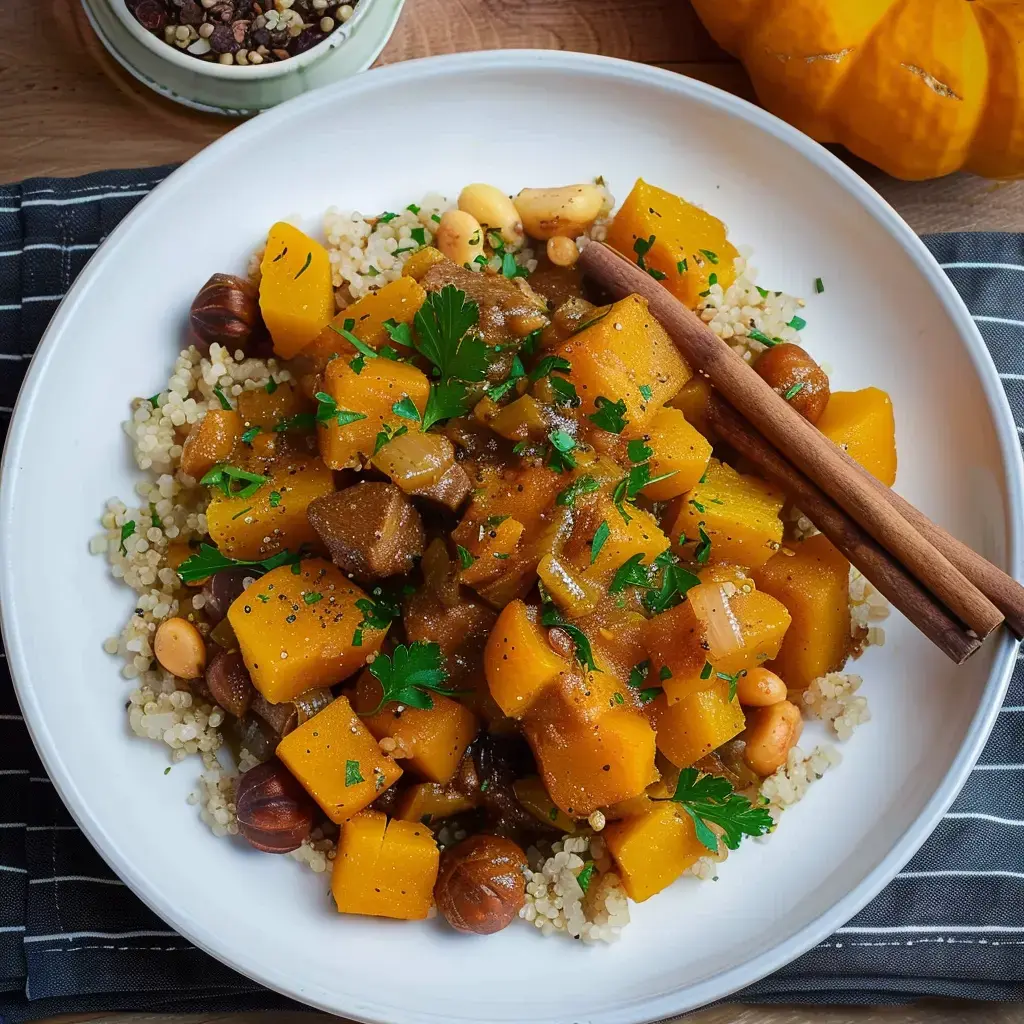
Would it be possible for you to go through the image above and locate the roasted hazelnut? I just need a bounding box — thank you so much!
[235,759,315,853]
[189,273,260,350]
[434,834,527,934]
[753,342,830,423]
[204,648,255,718]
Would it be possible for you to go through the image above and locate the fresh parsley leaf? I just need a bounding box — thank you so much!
[392,396,421,422]
[241,426,260,445]
[541,604,598,672]
[148,394,160,408]
[669,768,773,852]
[556,474,600,508]
[383,318,414,348]
[748,328,781,348]
[329,322,379,362]
[372,423,408,457]
[304,591,323,605]
[689,498,706,514]
[577,861,596,894]
[410,226,427,246]
[487,354,526,403]
[676,259,688,274]
[659,664,672,681]
[352,586,405,646]
[643,551,700,615]
[377,211,399,223]
[628,439,653,464]
[176,544,302,585]
[590,520,610,564]
[699,249,719,265]
[633,234,655,271]
[345,760,364,786]
[231,506,252,521]
[413,285,488,383]
[717,668,746,702]
[200,464,269,499]
[315,391,368,429]
[700,661,713,680]
[695,525,712,565]
[784,381,806,401]
[265,377,278,395]
[528,354,572,384]
[269,490,282,508]
[756,285,770,299]
[119,520,136,555]
[545,429,578,472]
[422,379,471,431]
[456,544,476,569]
[638,384,653,402]
[627,659,660,704]
[501,251,529,279]
[609,553,651,594]
[365,642,455,713]
[549,375,580,407]
[647,267,667,281]
[788,315,807,331]
[406,203,421,214]
[149,503,161,528]
[212,386,232,410]
[588,396,628,434]
[814,277,825,294]
[573,310,610,335]
[519,328,542,358]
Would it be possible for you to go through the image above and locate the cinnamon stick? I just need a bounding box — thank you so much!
[708,400,982,665]
[578,241,1004,641]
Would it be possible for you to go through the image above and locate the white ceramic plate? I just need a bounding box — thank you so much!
[2,51,1021,1024]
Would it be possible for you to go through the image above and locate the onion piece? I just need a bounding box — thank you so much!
[687,582,744,662]
[372,431,454,491]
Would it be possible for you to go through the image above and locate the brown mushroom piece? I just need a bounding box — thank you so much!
[307,482,425,579]
[434,834,528,934]
[753,342,830,423]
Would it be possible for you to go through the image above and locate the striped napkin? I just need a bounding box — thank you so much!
[0,169,1022,1020]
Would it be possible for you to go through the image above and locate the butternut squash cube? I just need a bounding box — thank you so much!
[228,559,386,704]
[653,679,746,769]
[816,387,897,487]
[640,406,713,501]
[402,245,448,281]
[753,534,852,689]
[603,800,709,902]
[668,375,715,438]
[665,458,784,568]
[277,697,402,824]
[180,409,242,481]
[206,454,334,561]
[606,179,740,310]
[459,517,525,587]
[395,782,477,825]
[512,776,578,833]
[301,276,426,372]
[569,494,670,586]
[643,601,713,706]
[317,356,430,470]
[484,600,569,718]
[259,222,336,359]
[550,294,692,437]
[351,671,480,784]
[331,811,438,920]
[236,380,312,431]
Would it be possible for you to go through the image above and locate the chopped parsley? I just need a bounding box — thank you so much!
[294,252,313,279]
[344,760,364,786]
[633,234,655,271]
[487,354,525,403]
[541,603,598,672]
[149,503,161,528]
[689,499,706,514]
[377,211,399,223]
[410,226,428,246]
[176,544,302,585]
[148,394,160,408]
[576,860,596,893]
[788,315,807,331]
[528,354,572,383]
[352,586,406,646]
[643,549,700,615]
[548,806,559,822]
[784,381,806,401]
[698,249,719,265]
[119,520,136,555]
[748,328,781,348]
[501,251,529,279]
[718,668,746,701]
[545,429,578,473]
[406,203,421,214]
[303,591,323,605]
[231,506,252,521]
[620,438,675,500]
[372,423,408,457]
[315,391,368,429]
[694,525,712,565]
[269,490,282,508]
[456,544,476,569]
[200,464,269,499]
[814,277,825,294]
[700,661,713,680]
[668,768,773,852]
[241,426,260,445]
[609,553,651,594]
[556,474,600,508]
[638,384,653,402]
[590,520,610,564]
[676,258,688,274]
[587,396,628,434]
[391,396,421,422]
[383,318,414,348]
[265,377,278,395]
[413,285,489,383]
[627,660,660,704]
[422,379,472,431]
[212,386,232,411]
[364,641,456,713]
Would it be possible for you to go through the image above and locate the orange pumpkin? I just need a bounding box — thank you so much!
[691,0,1024,180]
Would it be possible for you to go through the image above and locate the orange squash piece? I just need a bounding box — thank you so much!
[458,517,526,587]
[180,409,241,480]
[351,671,479,784]
[816,387,897,487]
[330,811,438,920]
[206,453,334,561]
[569,494,670,587]
[276,696,402,824]
[603,800,709,902]
[484,600,569,718]
[606,179,740,309]
[665,458,784,568]
[643,601,713,706]
[753,534,852,690]
[512,776,578,833]
[228,559,386,703]
[317,356,430,470]
[668,375,715,438]
[653,679,746,769]
[395,782,477,825]
[640,406,713,501]
[236,380,312,431]
[259,222,336,359]
[550,294,691,436]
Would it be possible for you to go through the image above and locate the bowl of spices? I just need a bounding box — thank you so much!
[81,0,405,113]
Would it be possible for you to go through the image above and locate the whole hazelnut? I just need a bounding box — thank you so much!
[235,759,315,853]
[434,834,527,934]
[189,273,260,349]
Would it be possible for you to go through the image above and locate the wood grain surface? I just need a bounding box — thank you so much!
[6,1,1023,1021]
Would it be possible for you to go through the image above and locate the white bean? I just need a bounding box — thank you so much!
[513,184,604,240]
[435,210,485,267]
[458,184,524,249]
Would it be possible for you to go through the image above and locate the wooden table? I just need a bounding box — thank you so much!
[4,1,1023,1022]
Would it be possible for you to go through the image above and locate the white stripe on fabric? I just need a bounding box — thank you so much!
[0,769,28,776]
[1001,373,1024,381]
[837,924,1024,934]
[0,354,28,361]
[25,825,78,831]
[1,243,99,257]
[0,823,27,829]
[28,776,51,783]
[0,304,19,312]
[0,713,23,720]
[22,295,64,304]
[0,865,28,874]
[25,929,178,943]
[940,261,1024,273]
[898,869,1024,880]
[29,875,124,886]
[1000,705,1024,712]
[973,763,1024,771]
[21,178,165,199]
[974,315,1024,329]
[945,812,1024,827]
[0,925,26,934]
[20,189,152,208]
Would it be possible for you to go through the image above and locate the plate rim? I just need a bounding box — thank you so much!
[2,49,1021,1023]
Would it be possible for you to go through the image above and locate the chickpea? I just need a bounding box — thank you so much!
[434,209,485,267]
[743,699,803,777]
[735,666,787,707]
[513,184,605,240]
[153,616,206,679]
[458,183,524,249]
[546,235,580,268]
[754,342,830,423]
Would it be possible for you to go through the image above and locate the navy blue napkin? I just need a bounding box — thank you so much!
[0,168,1021,1020]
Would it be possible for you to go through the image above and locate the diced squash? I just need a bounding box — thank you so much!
[816,387,897,487]
[458,517,525,587]
[753,534,851,689]
[653,679,746,769]
[668,375,715,437]
[456,465,563,542]
[229,559,386,703]
[687,582,792,676]
[665,458,784,568]
[351,671,480,784]
[330,811,438,920]
[206,453,334,561]
[235,381,314,441]
[484,394,550,442]
[576,604,649,689]
[395,782,477,825]
[550,294,691,436]
[402,245,447,281]
[606,179,740,310]
[603,801,708,902]
[301,277,425,372]
[537,553,602,618]
[276,696,402,824]
[568,494,670,586]
[317,356,430,470]
[525,702,658,817]
[640,406,713,501]
[643,602,713,706]
[484,600,569,718]
[513,775,578,833]
[180,409,241,480]
[259,222,335,359]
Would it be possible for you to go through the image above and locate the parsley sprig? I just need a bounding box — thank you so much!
[200,464,269,500]
[414,285,489,383]
[643,549,700,615]
[364,641,458,713]
[627,659,661,704]
[541,602,598,672]
[588,396,628,434]
[176,543,302,585]
[668,768,773,853]
[315,391,368,429]
[352,585,407,647]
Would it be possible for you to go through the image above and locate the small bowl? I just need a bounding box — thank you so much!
[82,0,406,113]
